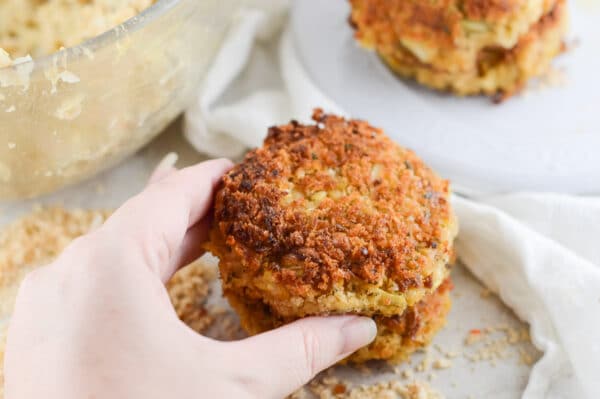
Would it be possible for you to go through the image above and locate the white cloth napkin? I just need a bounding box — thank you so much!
[184,4,600,398]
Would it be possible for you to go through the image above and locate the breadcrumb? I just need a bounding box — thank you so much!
[463,325,532,365]
[432,358,452,370]
[167,261,218,334]
[292,376,444,399]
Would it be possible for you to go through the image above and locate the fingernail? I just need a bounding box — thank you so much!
[149,152,179,184]
[156,152,179,172]
[340,317,377,355]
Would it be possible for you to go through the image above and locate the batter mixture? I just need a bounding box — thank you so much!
[0,0,156,58]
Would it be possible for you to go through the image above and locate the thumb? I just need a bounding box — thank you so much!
[225,316,377,399]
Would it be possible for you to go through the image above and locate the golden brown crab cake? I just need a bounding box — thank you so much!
[378,0,568,100]
[349,0,567,99]
[205,110,458,356]
[353,278,452,363]
[227,278,453,363]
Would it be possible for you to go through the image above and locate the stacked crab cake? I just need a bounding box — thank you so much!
[206,110,458,363]
[349,0,568,100]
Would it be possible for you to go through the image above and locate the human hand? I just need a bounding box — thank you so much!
[4,159,376,399]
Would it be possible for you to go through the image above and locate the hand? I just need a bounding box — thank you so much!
[4,159,376,399]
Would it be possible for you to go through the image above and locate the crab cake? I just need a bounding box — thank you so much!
[351,278,452,362]
[228,278,453,363]
[349,0,568,99]
[206,110,458,362]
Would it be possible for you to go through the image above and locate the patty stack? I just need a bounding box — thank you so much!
[349,0,568,100]
[206,110,458,363]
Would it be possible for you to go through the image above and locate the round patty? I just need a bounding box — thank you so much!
[349,0,567,98]
[228,277,453,363]
[352,278,452,363]
[207,110,456,324]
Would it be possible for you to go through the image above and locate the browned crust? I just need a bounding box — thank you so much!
[349,0,556,49]
[382,0,566,99]
[210,110,454,297]
[350,277,453,362]
[461,0,518,20]
[349,0,529,51]
[349,0,566,98]
[514,0,565,49]
[228,277,453,363]
[376,278,453,338]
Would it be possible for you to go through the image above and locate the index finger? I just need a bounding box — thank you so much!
[101,158,233,282]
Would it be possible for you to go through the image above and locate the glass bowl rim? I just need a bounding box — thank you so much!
[0,0,180,72]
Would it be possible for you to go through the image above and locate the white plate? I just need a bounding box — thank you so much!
[291,0,600,194]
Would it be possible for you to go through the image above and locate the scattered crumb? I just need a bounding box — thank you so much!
[433,358,452,370]
[480,288,492,298]
[332,383,347,395]
[292,377,444,399]
[462,326,532,365]
[434,344,460,360]
[167,260,218,334]
[415,348,432,372]
[465,329,484,345]
[402,369,414,379]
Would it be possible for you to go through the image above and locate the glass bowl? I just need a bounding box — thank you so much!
[0,0,242,200]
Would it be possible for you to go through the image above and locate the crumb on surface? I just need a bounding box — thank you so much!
[415,347,432,373]
[465,329,484,345]
[167,260,218,334]
[291,375,444,399]
[402,369,415,379]
[433,358,452,370]
[462,325,532,364]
